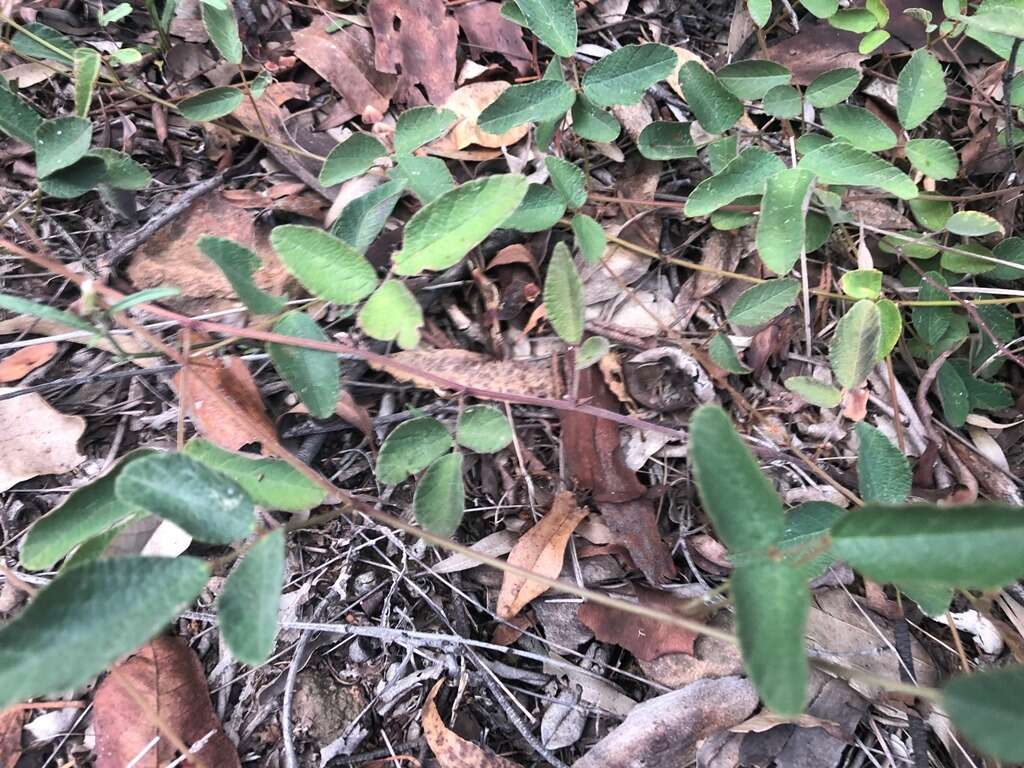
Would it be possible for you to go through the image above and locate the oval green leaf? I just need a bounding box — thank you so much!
[269,311,340,419]
[218,528,285,665]
[728,278,800,327]
[270,225,379,303]
[377,417,453,486]
[457,405,514,453]
[414,453,465,537]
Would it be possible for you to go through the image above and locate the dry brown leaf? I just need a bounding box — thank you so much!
[0,707,23,768]
[843,198,914,230]
[0,390,85,492]
[599,499,676,584]
[496,491,587,619]
[452,1,533,75]
[762,24,872,84]
[0,342,58,382]
[93,636,240,768]
[293,18,397,121]
[127,194,291,315]
[430,82,530,150]
[574,676,759,768]
[369,0,459,105]
[423,679,523,768]
[577,585,701,660]
[0,318,155,367]
[173,355,275,452]
[375,348,557,399]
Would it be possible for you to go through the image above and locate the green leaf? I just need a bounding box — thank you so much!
[748,0,772,25]
[582,44,677,107]
[576,335,610,368]
[897,49,946,129]
[689,404,786,552]
[535,56,566,148]
[880,231,940,259]
[393,107,457,155]
[572,213,606,264]
[778,501,843,577]
[0,556,210,709]
[73,48,100,118]
[218,528,285,665]
[35,117,92,179]
[831,503,1024,588]
[197,236,285,315]
[20,450,153,570]
[732,561,809,716]
[795,134,832,156]
[675,61,743,133]
[201,0,242,63]
[178,87,243,121]
[637,121,697,159]
[806,68,860,108]
[685,147,786,217]
[855,422,910,503]
[393,175,528,275]
[269,311,340,419]
[799,142,918,199]
[545,156,587,208]
[988,236,1024,281]
[90,148,151,190]
[952,358,1012,410]
[941,242,995,274]
[99,2,133,25]
[784,376,842,407]
[898,582,954,616]
[802,0,839,15]
[805,212,833,252]
[393,155,454,203]
[116,453,255,543]
[909,197,953,230]
[0,84,42,144]
[501,0,528,24]
[936,359,970,426]
[762,84,802,119]
[270,225,379,303]
[840,268,883,299]
[820,105,897,151]
[706,135,738,174]
[711,206,756,230]
[106,287,181,315]
[757,168,814,275]
[478,80,576,134]
[320,133,387,186]
[11,22,73,61]
[0,292,97,335]
[945,211,1004,237]
[414,453,465,537]
[717,60,790,100]
[972,303,1016,377]
[501,183,566,232]
[876,298,902,358]
[728,278,800,326]
[109,48,142,66]
[905,138,959,180]
[457,405,514,453]
[357,279,424,349]
[945,666,1024,762]
[183,439,325,512]
[512,0,577,56]
[39,156,107,198]
[377,417,453,485]
[829,8,879,31]
[829,299,882,389]
[867,0,890,25]
[709,333,751,374]
[544,242,585,344]
[859,29,891,53]
[331,179,406,253]
[569,95,620,142]
[959,2,1024,42]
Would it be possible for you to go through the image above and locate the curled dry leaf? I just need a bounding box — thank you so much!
[173,355,275,452]
[577,585,701,660]
[423,679,523,768]
[431,82,530,151]
[0,390,85,493]
[127,194,291,315]
[375,349,557,399]
[93,636,240,768]
[0,342,58,383]
[496,491,588,619]
[0,707,23,768]
[369,0,459,105]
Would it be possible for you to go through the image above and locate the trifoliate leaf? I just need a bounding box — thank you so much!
[570,94,620,141]
[330,179,406,254]
[511,0,577,56]
[393,107,457,155]
[945,211,1004,237]
[709,333,751,374]
[571,213,606,264]
[545,156,587,208]
[73,48,100,118]
[840,268,883,299]
[576,335,610,368]
[877,298,902,358]
[945,666,1024,763]
[820,104,897,151]
[200,0,242,63]
[393,155,454,203]
[762,84,802,118]
[799,142,918,199]
[501,183,566,232]
[35,117,92,178]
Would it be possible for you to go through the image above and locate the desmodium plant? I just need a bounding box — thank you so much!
[1,0,1024,760]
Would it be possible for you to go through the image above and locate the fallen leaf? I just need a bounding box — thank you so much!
[374,348,557,399]
[0,708,23,768]
[423,679,523,768]
[762,24,876,84]
[431,82,530,150]
[496,491,588,618]
[573,676,759,768]
[93,636,240,768]
[369,0,459,105]
[293,17,397,121]
[221,186,327,219]
[0,390,86,492]
[577,585,701,660]
[0,342,58,382]
[432,530,518,574]
[452,1,533,75]
[127,194,291,315]
[599,499,676,584]
[173,355,276,452]
[843,198,914,230]
[0,318,155,368]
